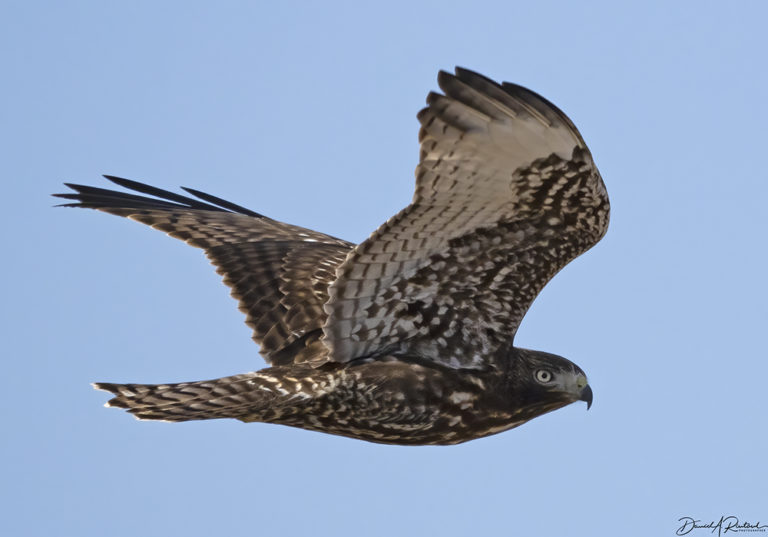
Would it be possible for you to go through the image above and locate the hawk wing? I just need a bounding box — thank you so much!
[323,68,610,369]
[55,176,352,366]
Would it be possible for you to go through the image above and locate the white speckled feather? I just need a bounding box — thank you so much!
[323,68,609,368]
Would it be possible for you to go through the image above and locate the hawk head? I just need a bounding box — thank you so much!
[509,348,593,417]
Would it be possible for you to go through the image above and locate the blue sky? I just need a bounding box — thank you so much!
[2,1,767,536]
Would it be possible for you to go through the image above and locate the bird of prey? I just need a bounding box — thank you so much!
[56,68,609,445]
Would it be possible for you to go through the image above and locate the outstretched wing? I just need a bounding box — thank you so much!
[55,176,353,366]
[323,68,609,369]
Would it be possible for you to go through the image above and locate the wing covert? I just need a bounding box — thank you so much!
[55,176,353,365]
[322,68,609,369]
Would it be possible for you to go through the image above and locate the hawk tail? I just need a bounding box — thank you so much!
[93,372,278,422]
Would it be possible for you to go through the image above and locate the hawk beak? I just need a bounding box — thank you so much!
[580,385,593,410]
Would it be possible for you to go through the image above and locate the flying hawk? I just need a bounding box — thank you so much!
[56,68,609,445]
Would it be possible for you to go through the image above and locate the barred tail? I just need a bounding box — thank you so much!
[94,372,277,422]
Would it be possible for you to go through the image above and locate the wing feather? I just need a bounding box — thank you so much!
[55,67,608,373]
[55,176,353,365]
[323,68,609,368]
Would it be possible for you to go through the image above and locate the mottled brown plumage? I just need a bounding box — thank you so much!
[57,67,608,445]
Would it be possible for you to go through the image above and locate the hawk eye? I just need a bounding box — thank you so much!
[535,369,553,383]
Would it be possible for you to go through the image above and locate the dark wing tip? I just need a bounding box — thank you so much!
[499,81,586,145]
[440,66,586,145]
[181,186,264,218]
[52,176,263,216]
[425,90,443,106]
[102,175,224,210]
[452,67,506,91]
[436,69,454,90]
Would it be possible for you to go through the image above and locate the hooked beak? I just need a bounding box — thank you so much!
[579,384,593,410]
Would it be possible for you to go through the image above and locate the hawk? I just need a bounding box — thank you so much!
[56,68,609,445]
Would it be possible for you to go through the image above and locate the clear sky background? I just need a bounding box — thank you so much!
[2,1,766,536]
